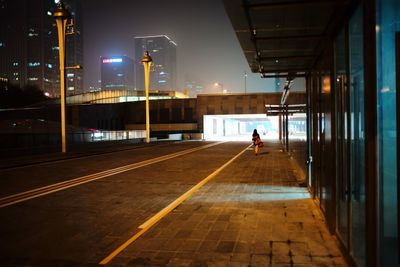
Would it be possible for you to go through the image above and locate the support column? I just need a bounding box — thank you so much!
[364,0,378,265]
[279,114,282,141]
[285,104,289,153]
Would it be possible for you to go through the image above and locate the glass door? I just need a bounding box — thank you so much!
[349,4,366,266]
[397,31,400,266]
[335,28,350,248]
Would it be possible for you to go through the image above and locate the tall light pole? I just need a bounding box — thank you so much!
[141,51,153,143]
[54,1,70,153]
[214,82,225,93]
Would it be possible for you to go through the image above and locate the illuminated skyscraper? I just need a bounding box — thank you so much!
[184,73,204,97]
[0,0,83,97]
[134,35,177,91]
[101,56,134,91]
[64,0,83,96]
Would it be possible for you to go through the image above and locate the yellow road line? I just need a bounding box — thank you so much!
[0,142,225,208]
[99,144,251,265]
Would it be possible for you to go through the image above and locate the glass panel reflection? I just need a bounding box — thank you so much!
[376,0,400,265]
[335,28,349,248]
[349,4,366,266]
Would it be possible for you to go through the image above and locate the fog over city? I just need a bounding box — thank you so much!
[81,0,278,94]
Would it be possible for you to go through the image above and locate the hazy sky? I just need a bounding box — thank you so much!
[81,0,277,94]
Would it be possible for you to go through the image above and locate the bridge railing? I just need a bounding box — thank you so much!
[0,130,146,151]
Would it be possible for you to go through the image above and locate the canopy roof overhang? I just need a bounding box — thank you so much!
[223,0,357,78]
[265,104,307,116]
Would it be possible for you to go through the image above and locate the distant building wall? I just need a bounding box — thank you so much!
[0,92,306,133]
[196,92,306,131]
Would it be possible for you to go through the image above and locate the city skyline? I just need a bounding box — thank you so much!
[0,0,83,97]
[0,0,305,97]
[80,0,290,95]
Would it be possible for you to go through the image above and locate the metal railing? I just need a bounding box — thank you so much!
[0,130,146,151]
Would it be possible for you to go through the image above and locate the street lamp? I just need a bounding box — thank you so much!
[54,1,70,153]
[214,82,224,93]
[141,51,153,143]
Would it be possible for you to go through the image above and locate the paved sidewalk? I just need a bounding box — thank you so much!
[110,142,347,267]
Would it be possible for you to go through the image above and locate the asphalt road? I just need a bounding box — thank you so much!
[0,141,248,266]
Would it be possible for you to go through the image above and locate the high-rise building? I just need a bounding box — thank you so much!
[100,56,134,91]
[65,0,83,95]
[134,35,177,92]
[0,0,83,97]
[184,73,203,97]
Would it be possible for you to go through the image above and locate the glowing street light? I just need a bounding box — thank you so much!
[214,82,224,93]
[54,1,70,153]
[141,51,153,143]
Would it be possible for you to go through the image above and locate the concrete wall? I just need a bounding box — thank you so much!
[196,92,306,131]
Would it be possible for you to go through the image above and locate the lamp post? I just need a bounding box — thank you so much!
[54,1,70,153]
[141,51,153,143]
[214,82,224,93]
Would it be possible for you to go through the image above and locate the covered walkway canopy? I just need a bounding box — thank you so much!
[223,0,355,78]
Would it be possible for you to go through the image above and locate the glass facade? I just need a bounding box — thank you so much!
[349,5,366,266]
[376,0,400,265]
[100,56,134,91]
[332,6,367,265]
[335,28,349,248]
[134,35,177,92]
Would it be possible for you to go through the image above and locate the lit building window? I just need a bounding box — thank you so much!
[47,11,52,16]
[28,62,41,67]
[52,46,59,51]
[47,64,52,68]
[67,87,75,91]
[0,42,4,47]
[67,73,75,77]
[102,58,123,63]
[28,77,38,81]
[28,28,38,37]
[13,62,18,66]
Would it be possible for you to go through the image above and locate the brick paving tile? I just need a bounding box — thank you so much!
[110,141,348,266]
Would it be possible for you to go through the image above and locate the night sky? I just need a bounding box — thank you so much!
[81,0,277,94]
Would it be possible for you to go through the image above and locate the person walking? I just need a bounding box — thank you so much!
[252,129,263,155]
